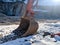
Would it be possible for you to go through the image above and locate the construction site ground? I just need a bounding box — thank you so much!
[0,14,60,44]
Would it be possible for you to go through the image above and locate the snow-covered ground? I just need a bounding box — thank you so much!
[0,21,60,45]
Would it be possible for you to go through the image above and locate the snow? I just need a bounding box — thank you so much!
[0,21,60,45]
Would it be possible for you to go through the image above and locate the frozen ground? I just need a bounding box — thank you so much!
[0,20,60,45]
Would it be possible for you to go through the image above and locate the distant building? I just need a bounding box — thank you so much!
[0,0,22,2]
[0,0,25,16]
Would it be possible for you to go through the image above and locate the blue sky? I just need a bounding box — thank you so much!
[38,0,60,6]
[25,0,60,6]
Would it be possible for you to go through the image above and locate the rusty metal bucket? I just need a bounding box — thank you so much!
[22,17,38,37]
[13,16,38,37]
[12,0,38,37]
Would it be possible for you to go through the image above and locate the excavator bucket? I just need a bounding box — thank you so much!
[13,0,38,37]
[22,18,38,37]
[13,17,38,37]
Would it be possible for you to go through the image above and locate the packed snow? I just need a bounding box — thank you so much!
[0,21,60,45]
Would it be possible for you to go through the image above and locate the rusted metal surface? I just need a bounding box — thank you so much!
[21,17,38,37]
